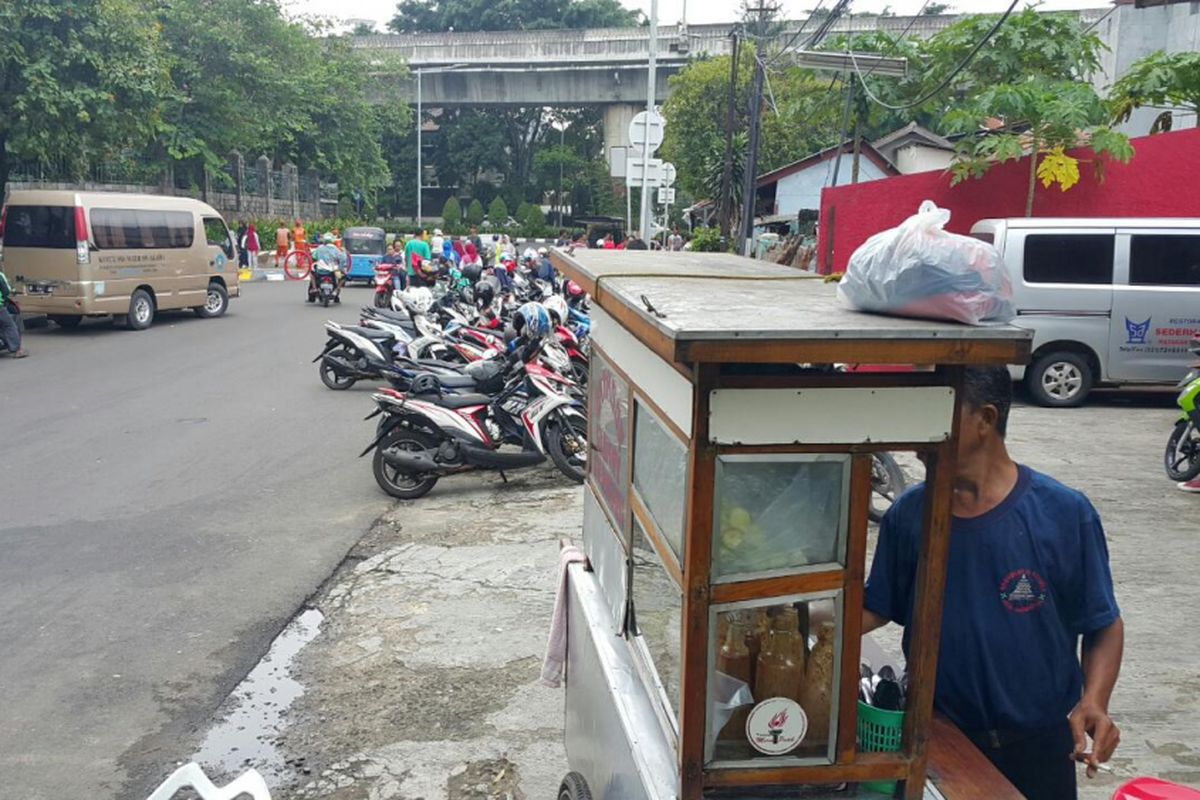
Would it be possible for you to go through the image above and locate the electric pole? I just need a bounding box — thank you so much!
[737,1,778,257]
[717,29,740,241]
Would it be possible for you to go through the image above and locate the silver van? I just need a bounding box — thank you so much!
[970,217,1200,406]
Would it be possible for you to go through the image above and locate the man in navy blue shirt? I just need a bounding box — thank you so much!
[864,367,1123,800]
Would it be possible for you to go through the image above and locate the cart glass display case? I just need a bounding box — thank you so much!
[551,249,1033,800]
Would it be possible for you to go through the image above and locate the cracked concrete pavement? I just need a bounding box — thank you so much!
[185,391,1199,800]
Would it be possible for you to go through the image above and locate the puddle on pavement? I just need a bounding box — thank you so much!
[194,608,324,782]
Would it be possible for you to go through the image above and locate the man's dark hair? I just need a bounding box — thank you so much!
[962,366,1012,438]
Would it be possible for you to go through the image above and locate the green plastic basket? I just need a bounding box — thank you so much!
[856,700,905,795]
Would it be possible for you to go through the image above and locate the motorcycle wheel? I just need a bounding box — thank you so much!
[869,453,907,524]
[569,356,589,388]
[319,348,357,390]
[374,290,388,309]
[546,413,588,484]
[1165,420,1200,482]
[373,429,440,500]
[321,293,331,308]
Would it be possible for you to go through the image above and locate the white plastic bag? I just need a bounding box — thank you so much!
[836,200,1014,325]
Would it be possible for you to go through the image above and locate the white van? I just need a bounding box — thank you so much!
[970,217,1200,406]
[0,190,240,330]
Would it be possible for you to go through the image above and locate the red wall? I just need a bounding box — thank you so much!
[816,127,1200,274]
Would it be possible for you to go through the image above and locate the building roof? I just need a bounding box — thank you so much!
[755,139,898,188]
[871,122,955,156]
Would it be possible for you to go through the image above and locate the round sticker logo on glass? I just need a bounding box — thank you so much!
[745,697,808,755]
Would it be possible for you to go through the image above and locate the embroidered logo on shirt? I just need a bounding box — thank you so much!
[999,569,1048,613]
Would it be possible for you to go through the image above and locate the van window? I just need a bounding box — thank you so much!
[3,206,76,249]
[203,217,235,259]
[91,208,195,250]
[1023,234,1114,284]
[970,232,995,244]
[1130,234,1200,286]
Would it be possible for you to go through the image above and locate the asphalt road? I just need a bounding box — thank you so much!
[0,282,392,799]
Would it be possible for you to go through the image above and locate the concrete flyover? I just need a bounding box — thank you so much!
[355,9,1107,167]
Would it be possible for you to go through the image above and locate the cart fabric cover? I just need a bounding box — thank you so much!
[837,201,1014,326]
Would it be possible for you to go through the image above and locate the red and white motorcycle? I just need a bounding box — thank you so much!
[361,339,587,499]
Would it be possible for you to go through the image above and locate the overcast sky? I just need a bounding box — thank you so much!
[290,0,1111,31]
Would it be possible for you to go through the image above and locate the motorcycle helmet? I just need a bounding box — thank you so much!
[322,232,335,244]
[538,247,548,257]
[564,280,584,299]
[409,373,442,396]
[475,281,496,308]
[516,302,551,339]
[543,295,568,326]
[461,262,483,283]
[402,287,434,315]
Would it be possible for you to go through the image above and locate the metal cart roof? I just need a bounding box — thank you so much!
[550,249,1032,366]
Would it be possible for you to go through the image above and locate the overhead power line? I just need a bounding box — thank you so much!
[848,0,1020,112]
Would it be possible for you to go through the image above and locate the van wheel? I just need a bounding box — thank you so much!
[50,315,82,329]
[1026,351,1093,407]
[196,282,229,318]
[124,289,155,331]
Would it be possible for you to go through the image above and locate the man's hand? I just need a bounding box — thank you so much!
[1068,698,1120,778]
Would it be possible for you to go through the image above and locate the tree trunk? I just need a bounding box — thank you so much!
[1025,140,1038,217]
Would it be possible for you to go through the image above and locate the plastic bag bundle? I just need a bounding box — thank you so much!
[836,201,1014,325]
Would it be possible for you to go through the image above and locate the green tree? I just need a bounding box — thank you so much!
[466,198,485,226]
[1110,50,1200,134]
[389,0,638,33]
[442,196,462,229]
[945,79,1133,216]
[522,203,546,235]
[0,0,171,196]
[487,196,509,226]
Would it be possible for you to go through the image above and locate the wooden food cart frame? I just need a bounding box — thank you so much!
[550,249,1032,800]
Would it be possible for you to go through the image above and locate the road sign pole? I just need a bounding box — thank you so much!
[639,0,658,243]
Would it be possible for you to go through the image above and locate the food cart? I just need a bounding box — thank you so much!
[547,248,1033,800]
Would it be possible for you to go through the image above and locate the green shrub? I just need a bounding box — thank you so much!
[487,196,509,226]
[441,196,462,230]
[689,226,727,252]
[522,204,547,236]
[466,198,485,226]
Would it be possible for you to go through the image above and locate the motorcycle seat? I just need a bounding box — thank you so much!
[370,308,411,324]
[428,392,492,409]
[437,374,478,389]
[345,326,395,341]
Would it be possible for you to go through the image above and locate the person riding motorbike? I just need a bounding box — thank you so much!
[534,247,556,286]
[308,233,347,302]
[408,253,439,289]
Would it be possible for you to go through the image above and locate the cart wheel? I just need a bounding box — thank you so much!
[558,772,592,800]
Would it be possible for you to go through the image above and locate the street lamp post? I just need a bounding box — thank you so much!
[558,124,565,229]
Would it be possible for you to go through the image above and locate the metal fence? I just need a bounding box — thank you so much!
[7,156,334,220]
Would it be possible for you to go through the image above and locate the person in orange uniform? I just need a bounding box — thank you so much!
[275,222,290,267]
[293,219,307,255]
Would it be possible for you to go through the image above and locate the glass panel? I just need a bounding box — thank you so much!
[708,595,842,765]
[1023,234,1114,284]
[1130,234,1200,286]
[203,217,234,258]
[713,455,849,579]
[633,401,687,559]
[4,206,76,249]
[588,351,630,530]
[631,519,682,726]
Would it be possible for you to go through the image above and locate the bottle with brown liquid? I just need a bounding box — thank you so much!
[754,607,806,702]
[798,621,836,746]
[717,613,754,742]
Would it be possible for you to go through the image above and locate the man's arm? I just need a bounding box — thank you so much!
[862,609,889,634]
[1069,617,1124,778]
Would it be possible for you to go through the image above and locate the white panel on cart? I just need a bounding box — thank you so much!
[582,487,628,634]
[590,305,693,437]
[709,386,955,445]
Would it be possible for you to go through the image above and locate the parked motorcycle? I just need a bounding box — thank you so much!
[1164,334,1200,482]
[373,262,397,308]
[361,339,587,499]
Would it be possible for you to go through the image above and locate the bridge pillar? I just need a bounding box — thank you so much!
[602,103,641,174]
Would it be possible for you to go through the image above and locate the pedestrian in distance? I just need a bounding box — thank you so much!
[245,223,261,270]
[403,229,432,284]
[863,367,1122,800]
[235,222,249,269]
[275,221,290,267]
[668,227,685,252]
[0,268,28,358]
[293,219,307,255]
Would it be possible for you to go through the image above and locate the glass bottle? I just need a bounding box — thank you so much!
[754,607,805,702]
[717,613,754,742]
